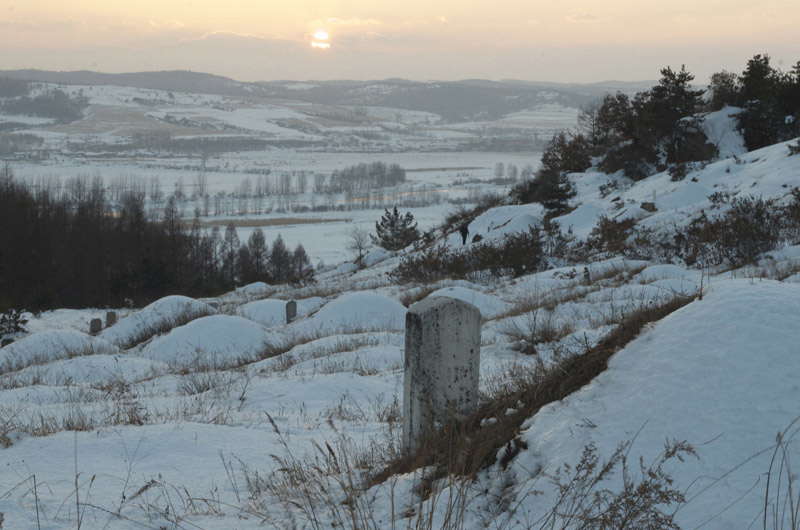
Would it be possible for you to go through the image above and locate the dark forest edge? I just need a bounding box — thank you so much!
[0,164,314,312]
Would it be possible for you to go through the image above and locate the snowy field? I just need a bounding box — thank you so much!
[2,80,800,528]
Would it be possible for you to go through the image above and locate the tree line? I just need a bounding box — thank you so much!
[0,88,89,123]
[0,166,312,312]
[511,54,800,210]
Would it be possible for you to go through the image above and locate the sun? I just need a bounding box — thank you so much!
[311,30,331,49]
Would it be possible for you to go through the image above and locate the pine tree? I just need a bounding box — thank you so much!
[269,234,291,283]
[371,207,420,251]
[290,244,313,283]
[221,222,240,286]
[247,228,269,280]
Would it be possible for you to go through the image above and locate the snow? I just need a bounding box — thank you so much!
[139,314,277,368]
[0,330,119,373]
[2,77,800,529]
[702,106,747,160]
[426,286,511,319]
[99,295,217,348]
[235,281,270,295]
[450,204,546,246]
[503,280,800,528]
[296,291,407,334]
[236,297,322,327]
[554,137,800,241]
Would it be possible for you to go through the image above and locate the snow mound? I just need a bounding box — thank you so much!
[3,354,165,386]
[334,262,359,275]
[0,330,120,373]
[99,295,216,349]
[299,292,407,333]
[235,282,271,295]
[426,287,510,319]
[510,279,800,527]
[363,248,394,267]
[449,204,546,246]
[236,298,321,327]
[139,315,275,368]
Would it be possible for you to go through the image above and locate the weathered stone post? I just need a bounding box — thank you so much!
[106,311,117,327]
[285,300,297,324]
[403,296,481,452]
[89,318,103,334]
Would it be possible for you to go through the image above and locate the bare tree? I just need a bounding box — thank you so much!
[194,171,207,198]
[313,173,326,194]
[346,225,372,269]
[494,162,504,179]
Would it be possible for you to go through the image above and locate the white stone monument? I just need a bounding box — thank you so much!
[403,296,481,452]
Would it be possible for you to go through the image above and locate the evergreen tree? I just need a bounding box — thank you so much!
[247,228,269,280]
[290,244,313,283]
[221,222,240,286]
[269,234,291,283]
[237,245,253,284]
[371,207,420,251]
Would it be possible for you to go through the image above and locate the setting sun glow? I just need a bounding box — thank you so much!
[312,30,330,49]
[0,1,798,82]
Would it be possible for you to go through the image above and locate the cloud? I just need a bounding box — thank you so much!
[0,17,87,32]
[566,13,602,23]
[145,20,185,32]
[312,17,382,27]
[437,16,448,23]
[183,30,273,42]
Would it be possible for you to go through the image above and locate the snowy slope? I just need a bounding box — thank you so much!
[494,279,800,528]
[1,94,799,529]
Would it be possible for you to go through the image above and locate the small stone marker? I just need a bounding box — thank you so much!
[285,300,297,323]
[89,318,102,334]
[403,296,481,452]
[106,311,117,327]
[1,338,13,348]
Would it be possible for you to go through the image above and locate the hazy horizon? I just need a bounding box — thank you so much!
[1,1,798,84]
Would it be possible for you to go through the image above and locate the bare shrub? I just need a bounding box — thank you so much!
[536,438,696,529]
[392,228,545,283]
[502,308,575,356]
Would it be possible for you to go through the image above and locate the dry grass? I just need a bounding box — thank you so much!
[399,285,443,308]
[761,416,800,530]
[502,308,575,355]
[376,294,696,490]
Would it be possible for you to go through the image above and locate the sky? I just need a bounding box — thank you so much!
[1,0,799,84]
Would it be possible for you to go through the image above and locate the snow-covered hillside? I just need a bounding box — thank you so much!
[1,79,800,529]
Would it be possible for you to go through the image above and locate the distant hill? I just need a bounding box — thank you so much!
[0,69,646,123]
[0,69,258,98]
